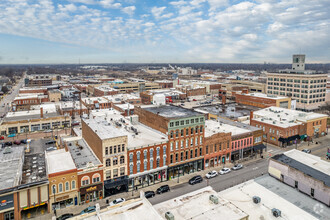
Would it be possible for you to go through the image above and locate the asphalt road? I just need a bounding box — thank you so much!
[148,158,269,205]
[0,74,25,116]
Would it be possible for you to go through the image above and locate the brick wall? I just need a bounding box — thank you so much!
[135,107,169,134]
[81,120,103,161]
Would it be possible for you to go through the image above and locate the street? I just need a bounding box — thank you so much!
[0,73,25,116]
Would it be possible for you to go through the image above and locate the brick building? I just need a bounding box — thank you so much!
[19,87,47,95]
[13,95,49,111]
[81,97,112,111]
[93,85,119,97]
[45,149,78,210]
[81,117,128,197]
[155,80,173,88]
[64,137,104,204]
[204,120,232,168]
[251,107,328,147]
[25,75,52,87]
[135,105,205,180]
[234,92,292,109]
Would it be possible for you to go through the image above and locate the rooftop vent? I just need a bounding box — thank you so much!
[272,208,281,218]
[165,212,174,220]
[253,196,261,204]
[3,147,12,154]
[209,195,219,204]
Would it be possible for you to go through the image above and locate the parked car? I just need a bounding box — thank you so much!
[80,206,96,215]
[189,175,203,185]
[21,139,28,144]
[45,140,56,145]
[193,99,197,101]
[232,164,243,170]
[206,170,218,179]
[57,213,73,220]
[109,198,125,206]
[44,129,52,133]
[4,141,12,146]
[71,121,80,126]
[156,185,170,194]
[145,191,155,198]
[0,136,4,140]
[302,149,311,154]
[46,147,57,151]
[219,168,231,175]
[14,140,21,145]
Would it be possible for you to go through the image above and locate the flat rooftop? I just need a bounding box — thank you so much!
[154,186,248,220]
[83,117,126,140]
[219,176,320,220]
[21,153,47,185]
[80,197,162,220]
[81,97,110,104]
[3,109,60,122]
[272,150,330,187]
[205,120,251,137]
[0,146,25,190]
[253,107,328,128]
[64,137,101,169]
[239,92,288,100]
[195,103,260,120]
[46,149,76,174]
[85,111,168,148]
[103,94,140,102]
[143,105,203,119]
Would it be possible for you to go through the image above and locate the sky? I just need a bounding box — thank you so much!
[0,0,329,64]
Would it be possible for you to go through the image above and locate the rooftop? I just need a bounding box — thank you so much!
[3,109,60,122]
[21,153,47,185]
[272,150,330,187]
[205,120,251,137]
[81,97,110,104]
[103,94,140,103]
[0,146,25,190]
[239,92,289,100]
[85,111,168,148]
[195,103,260,120]
[81,197,162,220]
[219,176,321,220]
[154,186,248,220]
[83,117,126,140]
[143,105,203,119]
[45,149,76,175]
[64,137,101,170]
[252,107,328,128]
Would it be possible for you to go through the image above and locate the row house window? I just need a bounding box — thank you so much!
[129,164,133,175]
[150,159,154,169]
[106,156,125,167]
[120,167,125,176]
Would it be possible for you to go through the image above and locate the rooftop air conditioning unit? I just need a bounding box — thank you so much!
[272,208,281,217]
[165,211,174,220]
[253,196,261,204]
[209,195,219,204]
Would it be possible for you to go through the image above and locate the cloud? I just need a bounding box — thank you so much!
[151,6,174,19]
[121,6,135,15]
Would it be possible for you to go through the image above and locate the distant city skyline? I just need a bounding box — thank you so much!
[0,0,329,64]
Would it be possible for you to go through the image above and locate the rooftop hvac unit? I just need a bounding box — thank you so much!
[272,208,281,217]
[209,195,219,204]
[165,211,174,220]
[252,196,261,204]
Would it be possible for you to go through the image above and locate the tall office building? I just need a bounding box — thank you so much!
[266,55,327,111]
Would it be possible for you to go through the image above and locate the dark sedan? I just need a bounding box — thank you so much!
[145,191,155,198]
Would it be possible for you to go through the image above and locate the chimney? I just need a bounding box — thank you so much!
[250,111,253,123]
[40,107,43,118]
[222,95,226,105]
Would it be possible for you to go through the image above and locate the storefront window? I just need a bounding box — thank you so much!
[59,183,63,192]
[72,181,76,189]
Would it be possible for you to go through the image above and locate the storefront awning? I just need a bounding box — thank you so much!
[128,166,168,179]
[300,134,307,140]
[104,178,128,190]
[253,144,266,151]
[279,135,300,143]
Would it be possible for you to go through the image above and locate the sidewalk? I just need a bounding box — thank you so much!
[30,154,266,220]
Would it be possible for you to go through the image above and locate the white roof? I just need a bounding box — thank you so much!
[46,149,76,174]
[81,97,110,104]
[81,198,162,220]
[240,93,288,100]
[284,149,330,175]
[154,186,248,220]
[218,179,318,220]
[252,107,327,128]
[205,120,250,137]
[115,103,134,110]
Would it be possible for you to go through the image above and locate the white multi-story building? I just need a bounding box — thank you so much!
[266,55,327,111]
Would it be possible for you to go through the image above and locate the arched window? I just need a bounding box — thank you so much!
[52,185,56,194]
[58,183,63,193]
[120,156,125,164]
[106,159,111,167]
[81,176,90,186]
[92,173,101,183]
[113,157,118,165]
[65,181,69,191]
[72,180,76,189]
[136,151,141,161]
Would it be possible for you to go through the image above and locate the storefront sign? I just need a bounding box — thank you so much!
[86,186,97,192]
[23,202,45,210]
[0,194,14,211]
[56,195,69,202]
